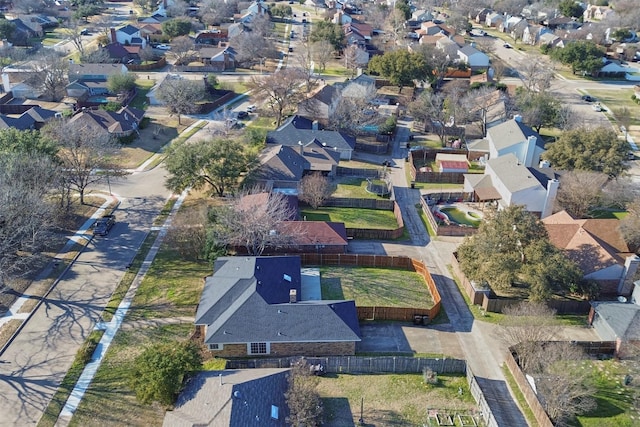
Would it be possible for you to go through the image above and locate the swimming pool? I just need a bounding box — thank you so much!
[87,95,109,104]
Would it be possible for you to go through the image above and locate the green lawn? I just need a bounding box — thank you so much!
[320,267,435,308]
[332,177,384,199]
[317,373,476,426]
[588,209,629,219]
[246,116,277,132]
[130,79,155,110]
[574,359,640,427]
[586,89,640,126]
[300,207,398,229]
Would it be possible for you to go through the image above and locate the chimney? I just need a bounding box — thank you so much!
[2,73,11,92]
[523,135,537,167]
[289,289,297,303]
[297,140,303,155]
[618,255,640,296]
[312,120,319,130]
[539,159,550,168]
[541,178,558,219]
[110,27,117,44]
[163,0,168,9]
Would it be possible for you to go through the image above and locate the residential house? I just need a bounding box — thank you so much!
[194,256,361,357]
[297,84,341,125]
[272,222,349,254]
[196,46,236,71]
[457,45,490,70]
[104,43,140,63]
[338,73,376,99]
[164,369,289,427]
[436,37,461,58]
[522,24,550,45]
[234,1,267,24]
[138,23,163,40]
[473,8,492,24]
[66,63,128,98]
[9,17,43,41]
[598,60,627,78]
[418,21,456,37]
[195,29,229,45]
[544,16,581,30]
[333,10,352,25]
[412,9,434,22]
[139,14,169,24]
[266,115,356,160]
[543,210,638,294]
[0,106,58,130]
[583,4,615,22]
[498,16,524,34]
[252,141,340,190]
[589,296,640,358]
[463,153,560,218]
[474,117,546,167]
[485,12,503,28]
[538,32,564,48]
[110,25,146,48]
[68,106,145,137]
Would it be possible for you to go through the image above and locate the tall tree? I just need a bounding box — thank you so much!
[550,41,604,75]
[168,35,196,65]
[515,89,560,133]
[208,189,298,255]
[298,172,333,209]
[542,127,628,177]
[247,68,307,127]
[285,359,324,427]
[162,18,192,38]
[368,50,430,92]
[0,19,15,40]
[164,137,256,197]
[28,52,68,102]
[620,198,640,252]
[556,171,609,218]
[311,40,333,73]
[155,78,203,124]
[309,21,345,51]
[558,0,585,19]
[409,90,450,146]
[0,152,59,292]
[43,118,121,204]
[107,73,136,94]
[457,205,581,300]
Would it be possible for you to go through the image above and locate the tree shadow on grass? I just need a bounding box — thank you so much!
[321,277,345,300]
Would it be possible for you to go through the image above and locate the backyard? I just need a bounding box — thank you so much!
[317,373,477,426]
[301,206,399,229]
[331,177,388,199]
[321,266,435,308]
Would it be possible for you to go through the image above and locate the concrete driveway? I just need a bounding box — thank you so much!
[357,321,464,359]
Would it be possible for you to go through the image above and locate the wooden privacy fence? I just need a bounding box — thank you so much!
[299,254,441,322]
[226,355,466,374]
[322,198,393,209]
[318,198,404,240]
[336,166,383,178]
[420,197,477,237]
[126,57,166,71]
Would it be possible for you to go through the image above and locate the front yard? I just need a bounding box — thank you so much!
[317,373,476,426]
[321,266,435,308]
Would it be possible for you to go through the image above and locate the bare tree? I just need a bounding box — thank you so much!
[0,153,59,292]
[43,119,122,205]
[500,302,559,373]
[247,68,307,127]
[462,86,504,137]
[81,47,111,64]
[139,45,157,62]
[169,35,196,65]
[164,204,208,260]
[342,44,361,77]
[231,30,277,68]
[94,14,114,41]
[311,40,333,73]
[556,171,609,218]
[293,41,319,92]
[210,189,298,255]
[620,198,640,251]
[285,359,324,427]
[28,52,68,102]
[166,0,189,17]
[409,90,450,146]
[156,78,203,124]
[299,172,333,209]
[555,104,578,131]
[63,19,88,57]
[519,59,555,94]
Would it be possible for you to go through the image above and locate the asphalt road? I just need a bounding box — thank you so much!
[0,166,171,425]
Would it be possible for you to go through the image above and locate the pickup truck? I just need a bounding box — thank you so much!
[93,214,116,236]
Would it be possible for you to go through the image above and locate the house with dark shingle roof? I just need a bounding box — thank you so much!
[66,63,129,98]
[589,284,640,357]
[272,221,348,254]
[297,84,341,125]
[68,106,145,137]
[0,106,57,130]
[111,25,146,47]
[266,115,355,160]
[195,256,360,357]
[543,210,638,295]
[164,369,289,427]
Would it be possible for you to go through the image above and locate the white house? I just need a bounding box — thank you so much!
[457,45,490,70]
[110,25,146,48]
[486,117,545,167]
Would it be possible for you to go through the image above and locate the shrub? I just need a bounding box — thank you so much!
[423,367,439,385]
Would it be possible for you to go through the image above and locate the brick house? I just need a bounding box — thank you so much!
[195,256,361,358]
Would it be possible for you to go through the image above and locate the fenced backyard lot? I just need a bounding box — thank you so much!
[317,373,476,426]
[321,267,435,308]
[301,207,398,229]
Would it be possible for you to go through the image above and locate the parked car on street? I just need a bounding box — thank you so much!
[237,111,249,119]
[582,95,596,102]
[156,44,171,50]
[246,104,256,112]
[93,214,116,236]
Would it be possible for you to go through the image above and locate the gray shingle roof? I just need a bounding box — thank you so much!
[486,153,543,194]
[196,256,360,345]
[592,302,640,341]
[487,119,543,152]
[266,122,355,152]
[254,145,309,182]
[118,24,140,35]
[164,369,289,427]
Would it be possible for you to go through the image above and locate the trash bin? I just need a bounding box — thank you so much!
[413,315,422,325]
[422,315,430,325]
[411,182,415,189]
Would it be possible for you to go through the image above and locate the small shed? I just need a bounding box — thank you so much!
[435,153,469,173]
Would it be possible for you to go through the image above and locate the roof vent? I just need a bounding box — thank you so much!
[234,390,241,398]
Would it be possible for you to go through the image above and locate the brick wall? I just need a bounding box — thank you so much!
[210,341,355,358]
